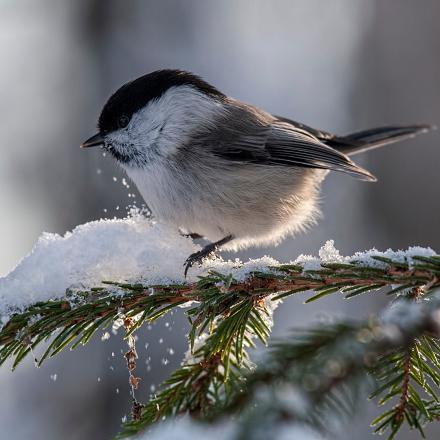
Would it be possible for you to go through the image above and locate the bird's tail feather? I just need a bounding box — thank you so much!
[330,124,433,156]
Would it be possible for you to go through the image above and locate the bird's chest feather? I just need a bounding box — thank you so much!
[123,162,196,225]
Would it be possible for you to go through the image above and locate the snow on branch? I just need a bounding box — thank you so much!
[0,213,440,439]
[0,210,437,318]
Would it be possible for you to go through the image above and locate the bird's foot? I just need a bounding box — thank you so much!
[184,245,217,277]
[183,234,234,277]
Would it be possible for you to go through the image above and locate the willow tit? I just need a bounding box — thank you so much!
[81,69,431,275]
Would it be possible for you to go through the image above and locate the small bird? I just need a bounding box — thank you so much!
[81,69,431,275]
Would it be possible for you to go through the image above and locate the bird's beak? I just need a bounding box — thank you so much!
[80,133,105,148]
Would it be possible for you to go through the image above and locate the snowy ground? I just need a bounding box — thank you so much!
[0,210,437,318]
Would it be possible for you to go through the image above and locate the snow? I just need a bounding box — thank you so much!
[183,333,209,363]
[381,299,426,331]
[319,240,344,262]
[350,245,437,269]
[0,211,437,319]
[210,255,280,282]
[380,294,440,338]
[292,240,437,271]
[292,239,344,271]
[0,212,201,316]
[0,211,281,318]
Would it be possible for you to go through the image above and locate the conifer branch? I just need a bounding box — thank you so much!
[1,255,439,369]
[1,250,440,439]
[209,296,440,439]
[119,298,269,438]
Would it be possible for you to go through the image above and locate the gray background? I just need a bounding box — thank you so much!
[0,1,439,438]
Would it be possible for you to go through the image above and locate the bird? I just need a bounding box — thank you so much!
[81,69,432,276]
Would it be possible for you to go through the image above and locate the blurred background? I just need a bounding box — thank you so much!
[0,0,439,438]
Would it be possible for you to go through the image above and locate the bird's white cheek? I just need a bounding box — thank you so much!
[132,121,180,158]
[134,127,166,153]
[106,129,130,145]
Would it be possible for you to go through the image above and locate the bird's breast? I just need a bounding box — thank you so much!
[124,159,327,246]
[123,162,198,228]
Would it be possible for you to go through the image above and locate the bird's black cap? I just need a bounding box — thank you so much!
[98,69,225,134]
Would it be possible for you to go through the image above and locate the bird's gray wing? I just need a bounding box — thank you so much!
[273,115,334,141]
[210,118,376,181]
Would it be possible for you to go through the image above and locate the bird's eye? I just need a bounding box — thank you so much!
[118,115,130,129]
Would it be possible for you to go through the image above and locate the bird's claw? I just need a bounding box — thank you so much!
[183,234,234,277]
[183,248,216,277]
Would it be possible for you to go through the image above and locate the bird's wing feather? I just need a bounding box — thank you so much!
[209,116,376,181]
[273,115,334,141]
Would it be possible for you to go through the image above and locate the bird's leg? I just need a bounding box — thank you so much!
[184,234,234,277]
[187,233,203,240]
[187,233,204,240]
[178,229,204,240]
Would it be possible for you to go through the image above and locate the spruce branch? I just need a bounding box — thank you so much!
[369,286,440,438]
[118,299,268,438]
[1,250,440,439]
[208,297,440,440]
[1,254,439,369]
